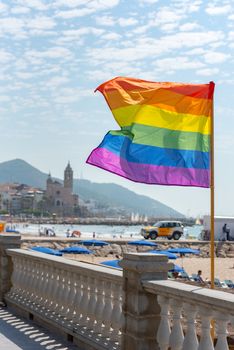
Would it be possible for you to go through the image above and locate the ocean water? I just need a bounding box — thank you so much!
[9,223,203,240]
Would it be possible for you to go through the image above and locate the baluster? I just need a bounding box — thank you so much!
[73,274,84,325]
[50,268,61,315]
[66,271,77,321]
[33,262,45,308]
[54,269,66,317]
[8,256,19,298]
[29,261,40,305]
[157,295,171,350]
[79,275,90,327]
[214,311,230,350]
[110,282,122,343]
[93,279,105,334]
[169,298,184,350]
[198,307,214,350]
[39,263,51,310]
[22,259,33,304]
[60,271,71,319]
[101,280,113,338]
[87,276,97,329]
[25,260,37,308]
[72,273,83,327]
[43,265,55,310]
[18,257,28,302]
[182,303,198,350]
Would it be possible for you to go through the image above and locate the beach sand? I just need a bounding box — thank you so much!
[65,254,234,282]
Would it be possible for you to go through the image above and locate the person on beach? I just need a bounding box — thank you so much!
[222,223,230,241]
[196,270,205,284]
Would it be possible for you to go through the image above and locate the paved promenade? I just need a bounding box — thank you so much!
[0,307,79,350]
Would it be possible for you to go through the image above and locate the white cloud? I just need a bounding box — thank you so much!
[56,0,119,18]
[16,72,33,80]
[0,17,25,34]
[101,32,121,40]
[139,0,158,3]
[154,57,204,71]
[56,8,94,18]
[180,22,200,31]
[11,6,31,14]
[96,15,115,26]
[118,18,138,27]
[46,76,70,87]
[205,5,232,16]
[203,51,230,64]
[26,16,57,30]
[25,47,73,60]
[16,0,49,11]
[0,2,8,12]
[54,0,88,8]
[0,49,14,63]
[196,68,219,76]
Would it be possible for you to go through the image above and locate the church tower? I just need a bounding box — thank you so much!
[46,172,53,187]
[64,162,73,191]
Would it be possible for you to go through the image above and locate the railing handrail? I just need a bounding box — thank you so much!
[6,248,123,282]
[143,280,234,313]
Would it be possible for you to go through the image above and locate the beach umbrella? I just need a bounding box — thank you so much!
[59,246,92,254]
[100,259,121,269]
[30,246,62,256]
[169,264,184,273]
[127,240,157,247]
[167,248,200,255]
[149,250,178,260]
[80,239,109,246]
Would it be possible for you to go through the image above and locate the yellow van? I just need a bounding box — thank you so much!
[141,221,184,240]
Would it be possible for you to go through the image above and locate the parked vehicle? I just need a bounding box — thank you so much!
[140,221,184,240]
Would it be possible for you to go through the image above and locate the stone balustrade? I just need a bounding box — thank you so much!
[0,235,233,350]
[143,279,234,350]
[5,248,123,350]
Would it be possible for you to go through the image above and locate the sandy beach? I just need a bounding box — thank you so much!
[64,254,234,282]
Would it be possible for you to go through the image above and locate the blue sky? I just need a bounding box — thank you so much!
[0,0,234,217]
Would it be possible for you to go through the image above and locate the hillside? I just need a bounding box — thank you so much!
[0,159,184,218]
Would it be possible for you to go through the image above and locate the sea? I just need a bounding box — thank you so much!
[8,223,203,240]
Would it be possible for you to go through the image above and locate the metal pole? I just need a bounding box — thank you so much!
[210,82,215,290]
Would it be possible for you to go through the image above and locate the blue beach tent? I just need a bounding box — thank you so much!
[59,246,92,254]
[127,240,157,247]
[80,239,109,246]
[169,264,184,273]
[167,248,200,255]
[30,246,62,256]
[149,250,178,259]
[100,259,121,269]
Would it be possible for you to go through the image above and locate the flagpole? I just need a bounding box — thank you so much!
[210,82,215,290]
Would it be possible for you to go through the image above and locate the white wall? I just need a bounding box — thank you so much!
[203,215,234,240]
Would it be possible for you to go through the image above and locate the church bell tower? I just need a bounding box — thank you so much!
[64,162,73,191]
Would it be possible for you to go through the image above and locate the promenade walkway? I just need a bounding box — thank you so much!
[0,307,79,350]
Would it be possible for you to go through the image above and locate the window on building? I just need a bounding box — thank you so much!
[56,200,60,206]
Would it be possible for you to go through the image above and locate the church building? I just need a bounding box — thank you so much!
[45,162,78,216]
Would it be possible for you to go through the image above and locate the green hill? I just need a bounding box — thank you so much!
[0,159,184,218]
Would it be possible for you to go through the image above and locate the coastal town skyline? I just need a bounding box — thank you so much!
[0,0,234,217]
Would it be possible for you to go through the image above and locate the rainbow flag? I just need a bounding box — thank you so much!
[87,77,215,187]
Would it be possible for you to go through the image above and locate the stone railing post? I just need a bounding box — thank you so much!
[119,253,172,350]
[0,234,21,301]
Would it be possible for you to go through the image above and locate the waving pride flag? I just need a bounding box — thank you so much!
[87,77,215,188]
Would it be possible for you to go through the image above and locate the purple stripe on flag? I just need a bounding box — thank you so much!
[86,147,210,188]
